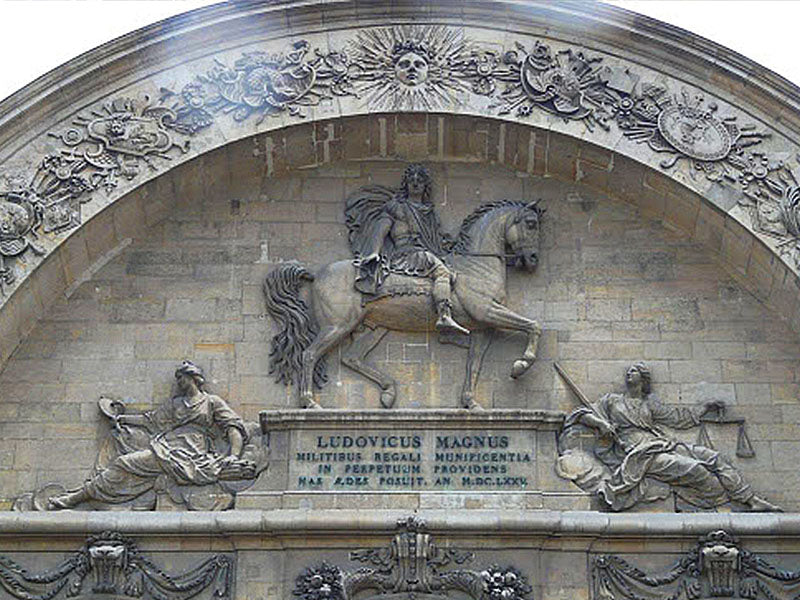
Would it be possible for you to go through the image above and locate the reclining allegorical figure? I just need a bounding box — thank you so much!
[16,361,267,511]
[556,361,780,512]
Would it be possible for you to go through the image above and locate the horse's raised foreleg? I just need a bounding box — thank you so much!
[300,321,358,408]
[342,326,396,408]
[461,330,493,410]
[484,301,542,379]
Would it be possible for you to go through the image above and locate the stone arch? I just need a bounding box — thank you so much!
[2,0,800,370]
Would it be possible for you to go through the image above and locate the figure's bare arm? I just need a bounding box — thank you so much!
[228,427,244,457]
[650,399,705,429]
[118,414,148,427]
[578,412,616,437]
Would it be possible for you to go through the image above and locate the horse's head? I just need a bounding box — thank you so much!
[505,200,544,272]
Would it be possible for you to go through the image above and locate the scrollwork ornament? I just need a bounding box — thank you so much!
[490,41,616,130]
[0,160,94,295]
[615,88,771,173]
[592,530,800,600]
[0,93,197,295]
[0,531,232,600]
[163,40,354,127]
[48,96,191,194]
[736,156,800,268]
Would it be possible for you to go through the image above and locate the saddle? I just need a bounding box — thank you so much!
[360,271,433,304]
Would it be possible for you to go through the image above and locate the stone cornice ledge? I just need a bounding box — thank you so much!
[0,510,791,538]
[259,409,566,430]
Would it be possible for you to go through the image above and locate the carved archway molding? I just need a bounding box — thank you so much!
[2,0,800,366]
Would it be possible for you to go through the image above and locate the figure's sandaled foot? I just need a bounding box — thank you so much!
[47,488,86,510]
[436,316,470,337]
[746,495,783,512]
[47,496,70,510]
[460,392,484,410]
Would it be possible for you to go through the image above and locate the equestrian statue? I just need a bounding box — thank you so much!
[264,164,544,409]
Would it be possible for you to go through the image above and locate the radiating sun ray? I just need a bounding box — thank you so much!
[348,25,474,111]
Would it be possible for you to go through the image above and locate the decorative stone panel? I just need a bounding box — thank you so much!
[3,1,800,366]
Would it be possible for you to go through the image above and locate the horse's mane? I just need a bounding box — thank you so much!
[452,200,529,253]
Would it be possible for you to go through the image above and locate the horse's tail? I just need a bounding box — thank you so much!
[263,264,328,389]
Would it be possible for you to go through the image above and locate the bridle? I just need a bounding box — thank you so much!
[453,208,540,260]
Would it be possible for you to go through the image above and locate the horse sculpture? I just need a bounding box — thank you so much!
[264,175,544,409]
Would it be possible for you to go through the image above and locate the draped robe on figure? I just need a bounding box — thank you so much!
[559,393,753,511]
[87,392,249,508]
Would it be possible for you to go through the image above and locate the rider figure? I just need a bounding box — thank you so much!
[356,164,470,336]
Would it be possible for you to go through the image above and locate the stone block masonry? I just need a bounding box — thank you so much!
[0,114,798,511]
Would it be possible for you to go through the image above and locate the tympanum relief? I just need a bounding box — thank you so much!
[5,154,784,513]
[263,163,544,409]
[15,361,268,511]
[555,362,780,512]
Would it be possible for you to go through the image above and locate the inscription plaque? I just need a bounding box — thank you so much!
[291,429,534,491]
[258,409,567,498]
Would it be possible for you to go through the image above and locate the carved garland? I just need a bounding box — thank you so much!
[293,516,532,600]
[0,531,232,600]
[592,530,800,600]
[2,25,799,294]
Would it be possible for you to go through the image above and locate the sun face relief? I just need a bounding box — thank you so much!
[394,50,429,86]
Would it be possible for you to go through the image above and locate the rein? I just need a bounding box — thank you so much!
[452,247,539,260]
[453,251,513,259]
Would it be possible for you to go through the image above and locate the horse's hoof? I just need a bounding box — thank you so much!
[380,387,396,409]
[301,395,323,409]
[511,358,533,378]
[465,399,485,411]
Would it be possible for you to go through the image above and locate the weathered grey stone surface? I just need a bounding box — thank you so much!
[2,512,800,600]
[3,0,800,372]
[2,2,800,599]
[1,150,798,511]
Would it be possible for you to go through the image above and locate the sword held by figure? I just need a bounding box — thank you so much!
[553,362,618,442]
